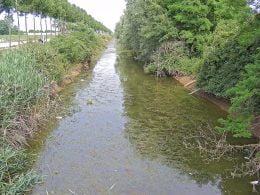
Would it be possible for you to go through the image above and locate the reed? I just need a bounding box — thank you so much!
[0,49,46,130]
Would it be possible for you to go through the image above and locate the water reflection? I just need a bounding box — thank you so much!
[30,43,254,195]
[116,56,253,195]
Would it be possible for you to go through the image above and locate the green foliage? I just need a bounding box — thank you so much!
[144,41,203,75]
[25,43,67,83]
[217,52,260,138]
[0,141,41,194]
[166,0,215,53]
[228,59,260,115]
[115,0,178,61]
[217,115,253,138]
[215,0,251,21]
[0,17,19,35]
[198,16,259,97]
[145,41,189,74]
[116,0,259,138]
[0,49,46,128]
[1,0,110,33]
[50,31,98,64]
[0,30,109,129]
[0,19,9,35]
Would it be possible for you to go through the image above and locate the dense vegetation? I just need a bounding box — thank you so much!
[0,31,109,132]
[0,139,41,194]
[116,0,259,138]
[0,16,18,35]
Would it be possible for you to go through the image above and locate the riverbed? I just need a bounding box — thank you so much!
[29,42,254,194]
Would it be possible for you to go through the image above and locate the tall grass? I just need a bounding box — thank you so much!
[0,32,110,194]
[0,32,110,135]
[0,50,46,129]
[0,140,42,194]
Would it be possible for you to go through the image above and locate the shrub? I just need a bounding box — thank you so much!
[50,31,99,65]
[25,44,67,83]
[197,16,259,97]
[145,41,202,76]
[217,52,260,138]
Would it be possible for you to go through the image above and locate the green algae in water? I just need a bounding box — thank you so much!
[116,56,257,194]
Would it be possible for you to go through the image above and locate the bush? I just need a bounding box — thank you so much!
[217,52,260,138]
[145,41,202,76]
[50,31,99,65]
[197,16,259,97]
[25,44,67,83]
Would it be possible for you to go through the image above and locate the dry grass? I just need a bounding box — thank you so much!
[183,124,260,177]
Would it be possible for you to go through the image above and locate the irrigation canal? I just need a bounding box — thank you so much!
[29,42,253,195]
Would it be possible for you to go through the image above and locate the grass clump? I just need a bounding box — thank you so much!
[0,50,46,129]
[0,140,41,194]
[25,43,67,83]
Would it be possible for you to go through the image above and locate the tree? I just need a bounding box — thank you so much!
[116,0,259,138]
[217,52,260,138]
[0,19,9,34]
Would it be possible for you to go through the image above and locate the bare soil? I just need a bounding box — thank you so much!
[174,75,230,112]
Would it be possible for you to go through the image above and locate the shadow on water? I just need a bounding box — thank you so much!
[29,42,256,194]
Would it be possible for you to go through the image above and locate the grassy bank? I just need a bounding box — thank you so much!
[0,31,110,194]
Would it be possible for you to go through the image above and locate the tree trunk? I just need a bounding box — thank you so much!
[17,12,20,46]
[64,19,66,34]
[33,14,36,42]
[40,15,43,40]
[25,13,29,43]
[8,12,12,48]
[50,17,52,36]
[54,19,57,36]
[60,18,65,34]
[15,0,20,46]
[45,17,48,41]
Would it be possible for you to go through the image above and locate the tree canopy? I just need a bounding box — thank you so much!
[116,0,259,138]
[0,0,110,32]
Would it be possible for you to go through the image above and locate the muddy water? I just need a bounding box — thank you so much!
[30,43,253,194]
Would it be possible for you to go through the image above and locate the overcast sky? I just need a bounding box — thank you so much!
[68,0,126,31]
[0,0,126,32]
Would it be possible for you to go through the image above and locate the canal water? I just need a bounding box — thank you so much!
[30,42,254,194]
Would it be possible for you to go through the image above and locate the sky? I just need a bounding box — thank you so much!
[68,0,126,31]
[0,0,126,32]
